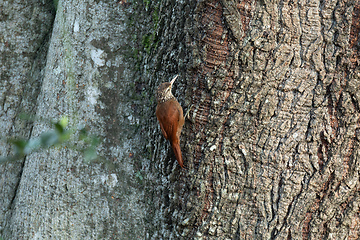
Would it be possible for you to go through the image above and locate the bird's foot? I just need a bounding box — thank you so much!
[184,104,193,119]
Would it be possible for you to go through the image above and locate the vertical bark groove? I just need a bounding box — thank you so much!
[173,0,360,239]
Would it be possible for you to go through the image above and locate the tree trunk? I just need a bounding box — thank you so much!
[0,0,55,236]
[1,0,359,239]
[148,0,360,239]
[1,1,149,239]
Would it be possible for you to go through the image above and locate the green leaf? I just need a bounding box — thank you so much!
[18,112,36,121]
[90,136,100,146]
[10,139,27,155]
[54,116,68,134]
[59,116,68,128]
[11,139,27,149]
[58,129,72,143]
[79,126,88,140]
[40,131,59,147]
[24,138,41,155]
[54,122,64,134]
[84,147,97,162]
[1,114,102,165]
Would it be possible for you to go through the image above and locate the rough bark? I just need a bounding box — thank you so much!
[149,0,360,239]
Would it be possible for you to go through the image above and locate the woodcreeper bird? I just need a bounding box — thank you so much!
[156,75,185,168]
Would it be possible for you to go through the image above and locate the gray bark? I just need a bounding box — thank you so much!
[0,0,54,236]
[1,0,148,239]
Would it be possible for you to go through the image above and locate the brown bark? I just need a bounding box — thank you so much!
[150,0,360,239]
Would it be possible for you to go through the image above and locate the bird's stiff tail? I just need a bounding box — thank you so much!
[171,142,184,168]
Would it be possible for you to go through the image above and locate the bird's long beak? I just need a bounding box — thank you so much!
[170,75,178,86]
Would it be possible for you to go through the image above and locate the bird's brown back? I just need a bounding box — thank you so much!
[156,98,184,142]
[156,98,184,167]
